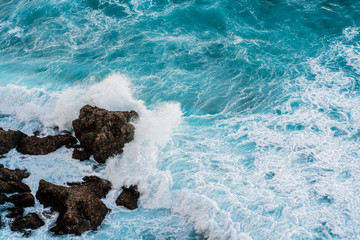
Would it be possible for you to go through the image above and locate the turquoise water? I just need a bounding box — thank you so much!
[1,0,360,239]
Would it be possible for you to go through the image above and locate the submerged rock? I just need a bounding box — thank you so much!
[0,128,27,155]
[115,185,140,210]
[72,105,138,163]
[8,193,35,208]
[36,176,112,235]
[17,135,77,155]
[11,213,44,234]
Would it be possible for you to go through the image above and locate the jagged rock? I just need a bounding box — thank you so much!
[36,176,112,235]
[115,185,140,210]
[0,180,31,193]
[0,165,30,182]
[0,166,30,194]
[11,213,44,233]
[72,105,138,163]
[17,135,77,155]
[0,193,7,204]
[72,147,91,161]
[8,193,35,207]
[6,207,24,218]
[0,128,27,155]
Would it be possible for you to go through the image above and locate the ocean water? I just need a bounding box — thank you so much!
[1,0,360,239]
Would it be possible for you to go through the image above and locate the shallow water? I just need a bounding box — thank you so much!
[1,0,360,239]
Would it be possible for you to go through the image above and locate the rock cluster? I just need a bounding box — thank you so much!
[1,105,142,236]
[0,165,41,234]
[72,105,138,163]
[0,164,30,194]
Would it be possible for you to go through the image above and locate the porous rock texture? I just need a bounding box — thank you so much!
[0,128,27,154]
[36,176,112,235]
[11,213,44,234]
[17,135,77,155]
[0,165,30,193]
[72,105,138,163]
[115,185,140,210]
[8,192,35,208]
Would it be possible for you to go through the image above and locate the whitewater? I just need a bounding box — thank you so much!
[1,0,360,239]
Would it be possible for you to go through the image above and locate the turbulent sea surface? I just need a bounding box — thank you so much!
[1,0,360,239]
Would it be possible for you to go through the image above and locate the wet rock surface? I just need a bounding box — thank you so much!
[0,128,27,155]
[17,135,77,155]
[72,105,138,163]
[0,181,31,193]
[36,176,112,235]
[72,147,91,161]
[0,165,30,194]
[115,185,140,210]
[8,192,35,208]
[11,213,44,234]
[0,164,30,182]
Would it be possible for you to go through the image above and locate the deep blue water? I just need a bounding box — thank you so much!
[1,0,360,239]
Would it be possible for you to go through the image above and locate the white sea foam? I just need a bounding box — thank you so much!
[2,28,360,239]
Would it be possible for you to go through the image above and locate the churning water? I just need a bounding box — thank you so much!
[1,0,360,239]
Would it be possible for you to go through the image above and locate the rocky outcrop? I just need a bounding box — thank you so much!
[0,164,30,182]
[72,105,138,163]
[0,181,31,193]
[17,135,77,155]
[36,176,112,235]
[0,165,30,193]
[11,213,44,234]
[0,128,27,154]
[8,193,35,207]
[115,185,140,210]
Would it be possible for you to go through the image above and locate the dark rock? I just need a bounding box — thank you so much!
[11,213,44,233]
[0,193,8,204]
[17,135,77,155]
[0,165,30,182]
[72,105,138,163]
[0,180,31,193]
[36,176,112,235]
[72,147,91,161]
[33,131,40,137]
[0,128,27,155]
[8,193,35,207]
[6,207,24,218]
[0,155,5,159]
[115,185,140,210]
[65,142,78,149]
